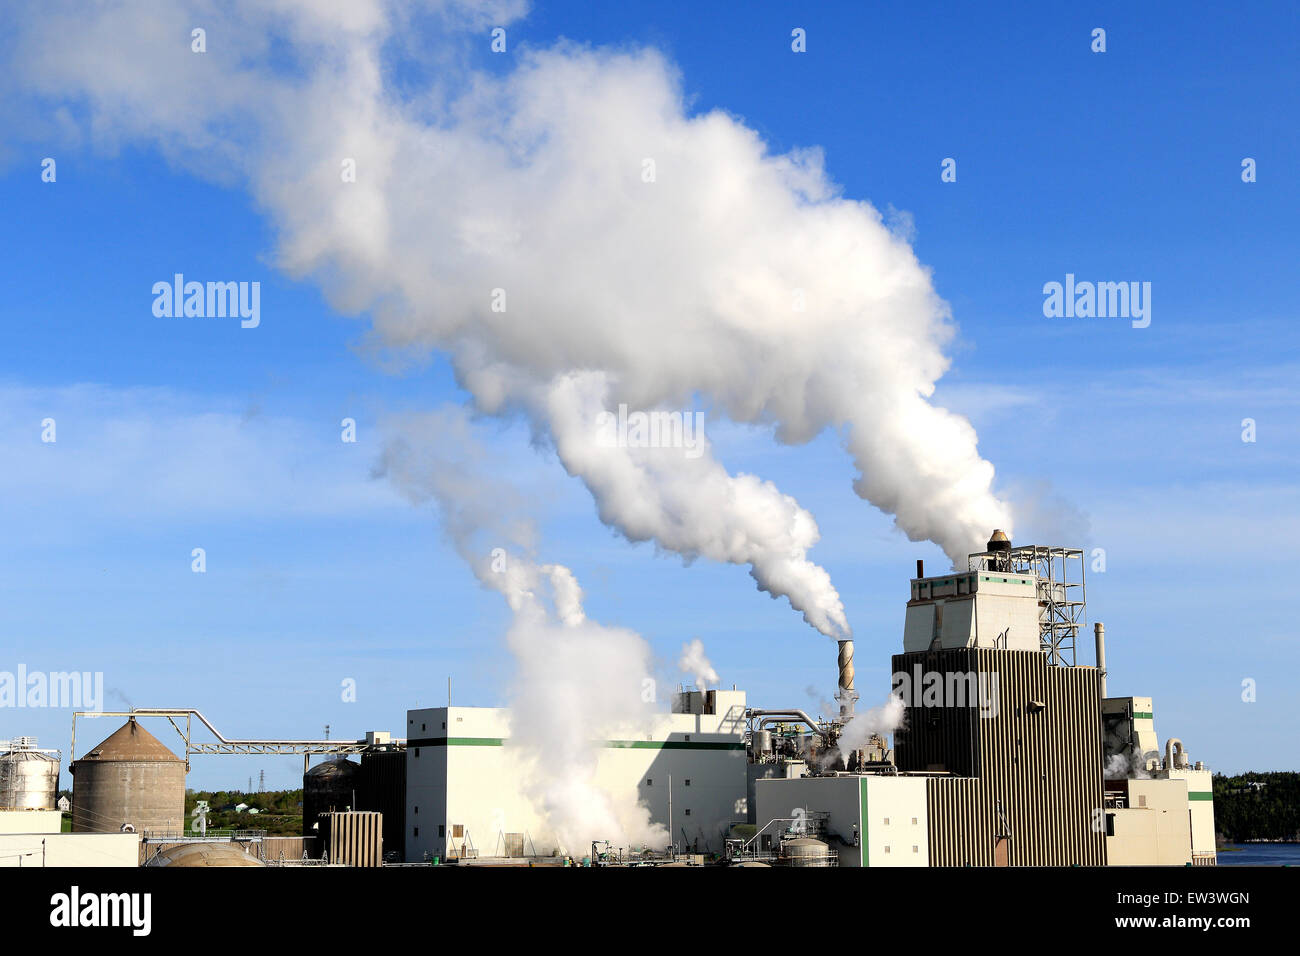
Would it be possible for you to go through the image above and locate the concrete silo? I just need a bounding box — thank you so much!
[71,717,186,835]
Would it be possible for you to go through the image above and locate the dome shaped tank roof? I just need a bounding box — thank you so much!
[306,757,359,777]
[147,843,264,867]
[75,718,181,764]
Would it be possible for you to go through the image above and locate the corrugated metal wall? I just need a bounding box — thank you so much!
[894,649,1106,866]
[325,810,383,867]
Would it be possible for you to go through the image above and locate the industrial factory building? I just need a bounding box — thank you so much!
[10,531,1216,868]
[405,691,747,861]
[742,532,1217,867]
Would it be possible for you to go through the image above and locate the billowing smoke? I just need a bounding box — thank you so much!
[1104,749,1156,781]
[678,638,719,690]
[375,407,666,851]
[490,559,668,851]
[5,0,1014,641]
[836,693,906,765]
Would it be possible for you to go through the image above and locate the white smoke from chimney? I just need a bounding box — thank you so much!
[374,407,666,852]
[488,557,669,852]
[836,693,906,765]
[678,638,719,690]
[7,1,1015,638]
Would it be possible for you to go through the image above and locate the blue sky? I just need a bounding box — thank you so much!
[2,1,1297,789]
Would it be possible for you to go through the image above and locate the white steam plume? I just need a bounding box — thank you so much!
[490,558,668,851]
[678,638,719,690]
[5,1,1014,640]
[836,693,906,765]
[374,407,667,851]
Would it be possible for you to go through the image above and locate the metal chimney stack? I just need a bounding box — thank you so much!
[1094,622,1107,697]
[837,639,858,719]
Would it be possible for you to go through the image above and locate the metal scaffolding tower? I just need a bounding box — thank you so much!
[969,545,1087,666]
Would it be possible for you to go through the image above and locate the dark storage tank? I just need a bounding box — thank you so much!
[71,717,186,834]
[302,757,360,841]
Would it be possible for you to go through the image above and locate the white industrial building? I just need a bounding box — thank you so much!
[753,774,931,867]
[405,689,747,861]
[0,809,140,867]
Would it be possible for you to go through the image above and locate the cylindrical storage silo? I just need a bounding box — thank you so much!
[779,837,834,867]
[302,758,360,840]
[70,718,186,835]
[0,741,60,810]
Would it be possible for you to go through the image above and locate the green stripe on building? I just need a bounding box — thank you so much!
[1132,712,1154,720]
[1188,791,1214,801]
[859,777,869,867]
[410,736,742,750]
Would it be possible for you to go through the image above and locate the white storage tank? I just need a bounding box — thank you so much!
[0,738,60,810]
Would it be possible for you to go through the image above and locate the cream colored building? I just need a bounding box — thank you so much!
[1103,696,1217,865]
[904,570,1041,653]
[1106,778,1193,866]
[405,690,747,861]
[0,808,61,834]
[753,773,930,867]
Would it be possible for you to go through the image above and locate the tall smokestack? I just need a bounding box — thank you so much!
[1094,622,1107,697]
[837,639,857,718]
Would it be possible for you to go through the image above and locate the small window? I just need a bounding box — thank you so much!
[646,778,653,786]
[442,722,446,729]
[438,824,445,837]
[452,824,464,838]
[415,748,420,758]
[912,817,918,825]
[912,845,918,853]
[1138,795,1147,808]
[685,735,691,741]
[414,827,419,837]
[883,817,890,825]
[684,779,691,787]
[885,846,891,854]
[684,809,691,816]
[421,723,426,731]
[414,806,419,815]
[1105,813,1116,837]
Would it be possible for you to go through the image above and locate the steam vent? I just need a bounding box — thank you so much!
[71,717,186,835]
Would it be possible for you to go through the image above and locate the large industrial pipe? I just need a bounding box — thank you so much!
[837,640,857,718]
[749,710,821,735]
[1094,622,1107,697]
[1165,738,1186,771]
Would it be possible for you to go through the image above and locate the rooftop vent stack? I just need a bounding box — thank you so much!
[986,529,1012,572]
[1094,622,1107,696]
